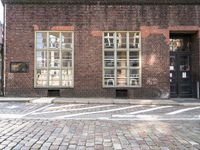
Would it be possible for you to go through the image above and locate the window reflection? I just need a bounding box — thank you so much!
[129,32,140,49]
[36,32,47,49]
[49,51,60,68]
[116,32,127,48]
[104,33,114,49]
[36,51,47,68]
[36,32,73,87]
[49,32,60,49]
[49,70,60,86]
[180,56,190,71]
[170,37,191,52]
[61,32,73,49]
[103,32,141,87]
[36,70,48,86]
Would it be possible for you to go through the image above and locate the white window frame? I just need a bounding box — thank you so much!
[34,31,74,88]
[103,31,142,88]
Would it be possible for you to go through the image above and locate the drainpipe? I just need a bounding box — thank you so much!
[3,3,6,96]
[197,81,200,99]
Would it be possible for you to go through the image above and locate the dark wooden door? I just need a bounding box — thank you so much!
[170,52,192,97]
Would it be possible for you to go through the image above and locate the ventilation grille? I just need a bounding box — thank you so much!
[116,89,128,98]
[48,90,60,97]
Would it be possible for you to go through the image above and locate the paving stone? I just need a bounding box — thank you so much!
[86,142,94,147]
[68,144,76,149]
[160,147,170,150]
[113,143,122,149]
[103,142,112,147]
[12,144,24,150]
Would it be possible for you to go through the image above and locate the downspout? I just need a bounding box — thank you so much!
[3,3,6,96]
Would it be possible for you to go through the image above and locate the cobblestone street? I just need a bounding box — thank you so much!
[0,102,199,150]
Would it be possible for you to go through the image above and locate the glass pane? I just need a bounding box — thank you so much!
[49,70,60,86]
[62,69,73,86]
[130,69,140,86]
[36,70,48,86]
[62,69,72,77]
[117,78,127,86]
[104,78,115,86]
[36,32,47,49]
[130,78,140,86]
[104,32,114,49]
[129,32,140,49]
[180,56,190,71]
[117,60,127,67]
[170,37,191,52]
[62,81,73,87]
[61,32,72,49]
[170,56,176,71]
[105,60,114,67]
[170,39,184,52]
[117,51,127,67]
[117,51,127,59]
[130,69,139,78]
[116,32,127,48]
[130,60,139,67]
[62,51,72,59]
[129,51,139,67]
[129,51,139,59]
[104,69,115,78]
[104,51,114,60]
[49,32,60,49]
[117,69,127,78]
[62,60,72,68]
[49,51,60,68]
[36,51,47,68]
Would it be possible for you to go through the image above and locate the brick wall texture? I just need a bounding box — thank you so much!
[4,4,200,98]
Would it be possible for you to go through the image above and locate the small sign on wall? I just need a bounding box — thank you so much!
[10,62,29,73]
[182,72,187,78]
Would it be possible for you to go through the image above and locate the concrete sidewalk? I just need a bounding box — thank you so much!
[0,97,199,106]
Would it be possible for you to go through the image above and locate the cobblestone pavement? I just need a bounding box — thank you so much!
[0,120,199,150]
[0,102,199,149]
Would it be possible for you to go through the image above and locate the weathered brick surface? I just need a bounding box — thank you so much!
[4,4,200,98]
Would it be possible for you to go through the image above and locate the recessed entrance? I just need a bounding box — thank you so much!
[170,34,193,98]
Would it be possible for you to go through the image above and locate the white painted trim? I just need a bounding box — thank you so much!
[34,31,74,88]
[33,104,114,115]
[54,105,143,119]
[128,106,173,115]
[102,31,142,88]
[166,106,200,115]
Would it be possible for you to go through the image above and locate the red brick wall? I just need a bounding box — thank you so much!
[4,4,200,98]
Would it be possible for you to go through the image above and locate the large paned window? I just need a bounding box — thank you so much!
[35,31,73,88]
[103,32,141,87]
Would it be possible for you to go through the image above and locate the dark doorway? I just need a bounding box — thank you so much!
[170,34,193,98]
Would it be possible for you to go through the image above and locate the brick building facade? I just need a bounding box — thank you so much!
[1,0,200,98]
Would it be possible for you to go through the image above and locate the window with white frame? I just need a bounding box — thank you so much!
[35,31,73,87]
[103,32,141,87]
